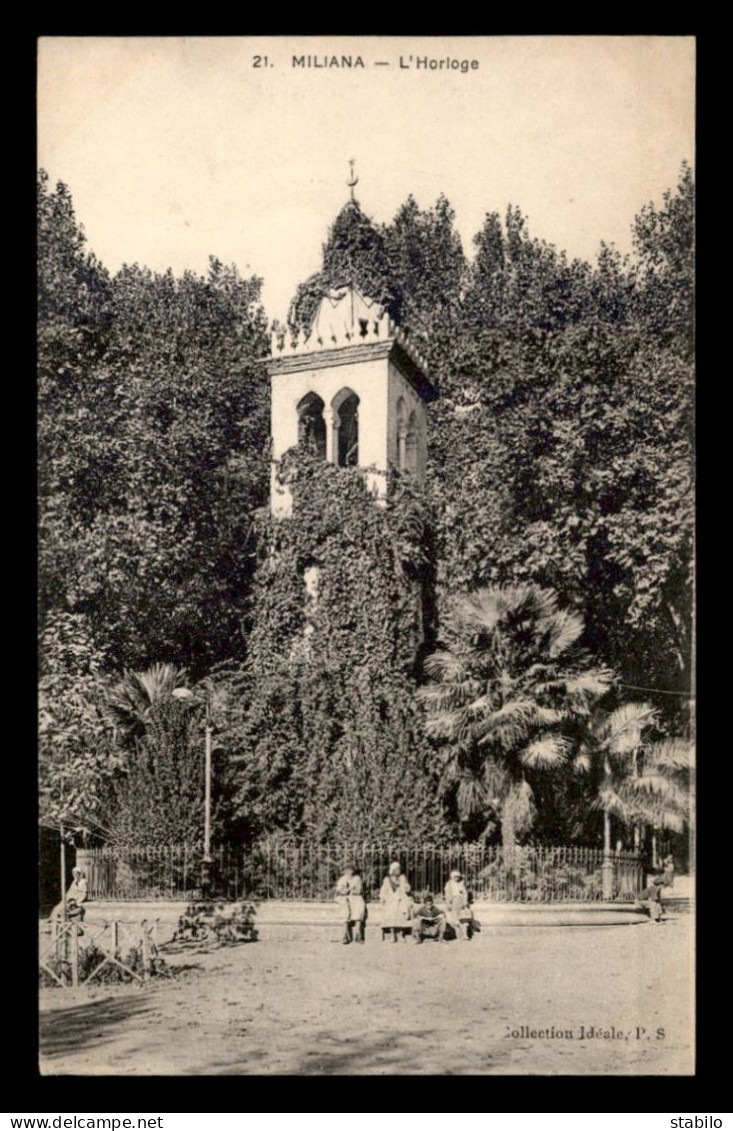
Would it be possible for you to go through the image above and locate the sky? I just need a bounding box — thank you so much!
[37,36,695,325]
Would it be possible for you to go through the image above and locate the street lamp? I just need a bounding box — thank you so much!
[172,687,213,897]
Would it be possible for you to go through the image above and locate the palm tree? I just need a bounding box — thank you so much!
[630,737,691,867]
[579,702,691,861]
[419,585,612,852]
[579,701,654,859]
[104,662,189,746]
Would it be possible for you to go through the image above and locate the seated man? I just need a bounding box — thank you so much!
[412,893,447,944]
[639,873,666,923]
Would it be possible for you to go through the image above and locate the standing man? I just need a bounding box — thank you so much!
[444,869,473,940]
[335,864,366,944]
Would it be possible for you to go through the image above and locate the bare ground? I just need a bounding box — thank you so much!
[39,914,694,1075]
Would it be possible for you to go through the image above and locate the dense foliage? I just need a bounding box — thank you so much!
[38,170,271,679]
[38,164,694,850]
[419,586,613,846]
[286,170,693,737]
[219,451,446,842]
[38,170,270,837]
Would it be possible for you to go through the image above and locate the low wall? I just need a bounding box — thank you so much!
[43,899,648,945]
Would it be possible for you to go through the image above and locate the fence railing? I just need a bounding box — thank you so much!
[76,842,643,903]
[39,918,161,988]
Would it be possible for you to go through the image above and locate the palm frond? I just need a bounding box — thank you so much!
[520,735,571,769]
[422,650,469,684]
[452,589,503,635]
[564,668,615,702]
[423,714,461,741]
[475,700,561,750]
[474,699,537,748]
[418,679,483,713]
[629,774,687,808]
[545,610,584,658]
[593,786,635,822]
[655,811,687,834]
[647,738,692,772]
[456,773,488,820]
[596,702,657,754]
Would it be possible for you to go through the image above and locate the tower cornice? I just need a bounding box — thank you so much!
[270,285,436,400]
[268,337,436,403]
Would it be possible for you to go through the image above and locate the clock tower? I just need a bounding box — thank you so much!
[269,284,436,517]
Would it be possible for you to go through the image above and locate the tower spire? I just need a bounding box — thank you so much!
[347,158,359,202]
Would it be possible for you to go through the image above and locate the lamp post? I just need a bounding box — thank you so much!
[601,758,614,900]
[172,687,213,898]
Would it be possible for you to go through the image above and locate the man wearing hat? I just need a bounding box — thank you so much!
[379,861,413,941]
[444,869,473,940]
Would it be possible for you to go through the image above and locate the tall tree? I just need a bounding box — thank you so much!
[578,702,690,854]
[39,172,272,675]
[419,585,612,848]
[39,611,119,841]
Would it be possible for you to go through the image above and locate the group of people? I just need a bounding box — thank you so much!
[335,862,474,945]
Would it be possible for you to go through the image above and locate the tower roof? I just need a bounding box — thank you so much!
[311,286,384,342]
[269,284,436,402]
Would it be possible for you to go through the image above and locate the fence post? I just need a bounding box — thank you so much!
[601,850,614,900]
[70,923,79,988]
[141,918,149,981]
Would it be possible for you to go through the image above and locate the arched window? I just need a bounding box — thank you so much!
[406,410,419,475]
[333,388,359,467]
[396,397,408,471]
[297,392,326,459]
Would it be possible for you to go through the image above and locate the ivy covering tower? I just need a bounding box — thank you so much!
[227,180,446,843]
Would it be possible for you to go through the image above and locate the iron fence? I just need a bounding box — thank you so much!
[77,841,643,903]
[77,844,245,904]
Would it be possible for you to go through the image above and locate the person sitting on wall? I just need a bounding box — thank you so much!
[638,873,666,923]
[50,867,88,922]
[443,869,473,940]
[662,854,675,890]
[412,893,447,944]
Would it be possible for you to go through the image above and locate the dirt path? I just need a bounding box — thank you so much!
[40,916,693,1075]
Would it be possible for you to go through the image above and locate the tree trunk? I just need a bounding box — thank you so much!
[501,801,517,890]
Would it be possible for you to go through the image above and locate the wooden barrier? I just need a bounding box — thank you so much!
[39,917,161,988]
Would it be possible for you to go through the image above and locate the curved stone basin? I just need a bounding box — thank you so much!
[473,902,646,927]
[40,898,649,948]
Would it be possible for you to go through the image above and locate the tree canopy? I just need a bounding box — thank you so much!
[38,165,694,848]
